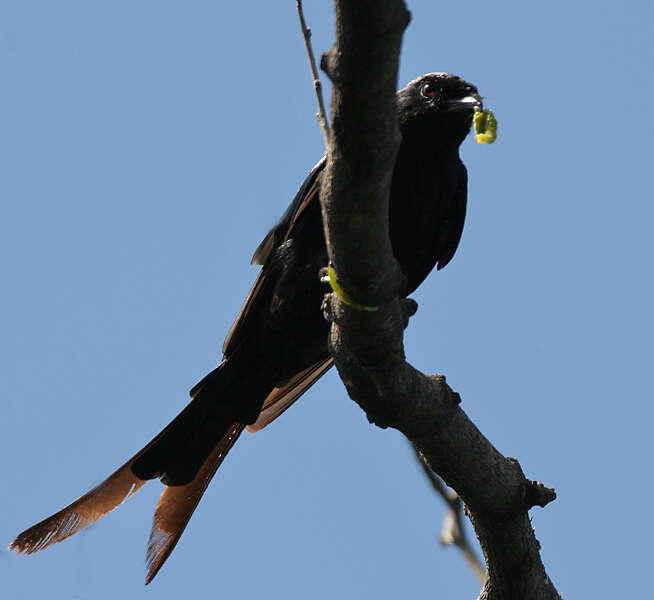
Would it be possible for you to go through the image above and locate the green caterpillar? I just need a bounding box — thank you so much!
[474,108,497,144]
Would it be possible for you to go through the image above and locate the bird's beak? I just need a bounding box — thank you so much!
[442,94,483,113]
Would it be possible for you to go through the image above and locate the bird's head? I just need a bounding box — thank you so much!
[397,73,482,146]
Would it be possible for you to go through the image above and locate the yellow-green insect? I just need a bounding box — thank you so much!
[473,108,497,144]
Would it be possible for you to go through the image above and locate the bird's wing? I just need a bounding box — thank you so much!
[149,160,328,575]
[222,158,325,357]
[250,157,326,266]
[220,268,271,357]
[436,162,468,270]
[246,357,334,432]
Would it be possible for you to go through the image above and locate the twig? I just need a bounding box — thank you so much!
[412,443,486,583]
[296,0,330,147]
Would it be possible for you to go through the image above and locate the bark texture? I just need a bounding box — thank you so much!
[319,2,560,598]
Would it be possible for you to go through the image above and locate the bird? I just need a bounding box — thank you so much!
[10,72,483,583]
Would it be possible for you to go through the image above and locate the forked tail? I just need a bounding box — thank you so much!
[10,356,272,583]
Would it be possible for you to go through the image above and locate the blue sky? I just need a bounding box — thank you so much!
[2,1,652,598]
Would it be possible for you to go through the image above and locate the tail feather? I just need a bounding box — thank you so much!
[11,354,278,582]
[132,361,235,485]
[11,356,267,581]
[134,357,272,485]
[10,454,148,555]
[145,422,244,584]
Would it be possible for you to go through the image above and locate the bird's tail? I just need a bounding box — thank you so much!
[10,356,272,583]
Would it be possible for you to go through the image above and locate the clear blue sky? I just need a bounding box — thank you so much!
[2,1,652,598]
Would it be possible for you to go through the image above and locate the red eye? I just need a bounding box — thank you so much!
[421,82,438,99]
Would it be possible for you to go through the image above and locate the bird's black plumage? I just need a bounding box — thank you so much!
[10,72,483,583]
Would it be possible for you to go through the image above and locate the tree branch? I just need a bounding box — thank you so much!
[317,1,561,598]
[296,0,330,147]
[412,443,486,583]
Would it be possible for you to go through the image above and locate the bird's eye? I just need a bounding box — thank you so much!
[420,82,438,99]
